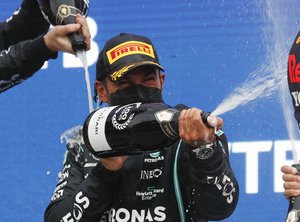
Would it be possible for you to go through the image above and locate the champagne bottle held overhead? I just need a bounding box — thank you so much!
[82,102,217,158]
[38,0,89,52]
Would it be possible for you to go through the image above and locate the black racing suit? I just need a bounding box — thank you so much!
[0,0,57,92]
[44,107,239,222]
[288,31,300,128]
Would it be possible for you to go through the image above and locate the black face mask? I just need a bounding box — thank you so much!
[109,84,163,106]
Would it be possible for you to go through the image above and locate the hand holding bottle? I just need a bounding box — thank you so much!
[282,164,300,222]
[100,156,128,171]
[44,14,91,54]
[179,108,223,148]
[281,165,300,198]
[38,0,89,52]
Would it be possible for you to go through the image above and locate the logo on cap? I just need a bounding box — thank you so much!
[106,41,155,65]
[110,64,135,81]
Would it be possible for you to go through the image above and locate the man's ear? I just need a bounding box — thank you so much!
[160,73,165,89]
[95,80,109,103]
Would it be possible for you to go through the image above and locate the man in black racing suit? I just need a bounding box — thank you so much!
[282,32,300,201]
[0,0,90,92]
[44,33,239,222]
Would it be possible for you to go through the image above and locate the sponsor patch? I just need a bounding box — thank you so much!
[144,156,164,163]
[61,191,90,222]
[106,41,155,64]
[207,173,236,204]
[140,169,163,180]
[216,129,224,137]
[291,91,300,107]
[288,54,300,84]
[136,187,165,201]
[105,206,166,221]
[150,151,161,158]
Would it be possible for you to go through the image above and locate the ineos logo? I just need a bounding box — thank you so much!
[140,169,163,180]
[73,203,83,220]
[61,191,90,222]
[207,174,236,204]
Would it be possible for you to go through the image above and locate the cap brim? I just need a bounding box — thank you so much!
[109,61,164,82]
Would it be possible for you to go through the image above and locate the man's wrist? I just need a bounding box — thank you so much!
[43,34,57,52]
[22,35,57,61]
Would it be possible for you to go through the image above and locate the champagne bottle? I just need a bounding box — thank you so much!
[38,0,89,52]
[82,102,215,158]
[286,164,300,222]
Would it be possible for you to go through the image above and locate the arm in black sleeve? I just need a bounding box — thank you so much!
[44,144,121,222]
[0,0,49,49]
[178,131,239,220]
[0,36,57,92]
[0,0,53,92]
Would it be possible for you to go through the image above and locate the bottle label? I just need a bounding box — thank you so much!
[111,103,142,130]
[87,106,117,152]
[155,109,179,139]
[56,5,82,24]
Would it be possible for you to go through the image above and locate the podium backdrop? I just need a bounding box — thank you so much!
[0,0,299,221]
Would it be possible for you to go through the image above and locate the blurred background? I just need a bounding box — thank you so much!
[0,0,299,221]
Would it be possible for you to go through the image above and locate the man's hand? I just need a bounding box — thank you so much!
[281,165,300,198]
[100,156,128,171]
[44,14,91,54]
[178,108,223,147]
